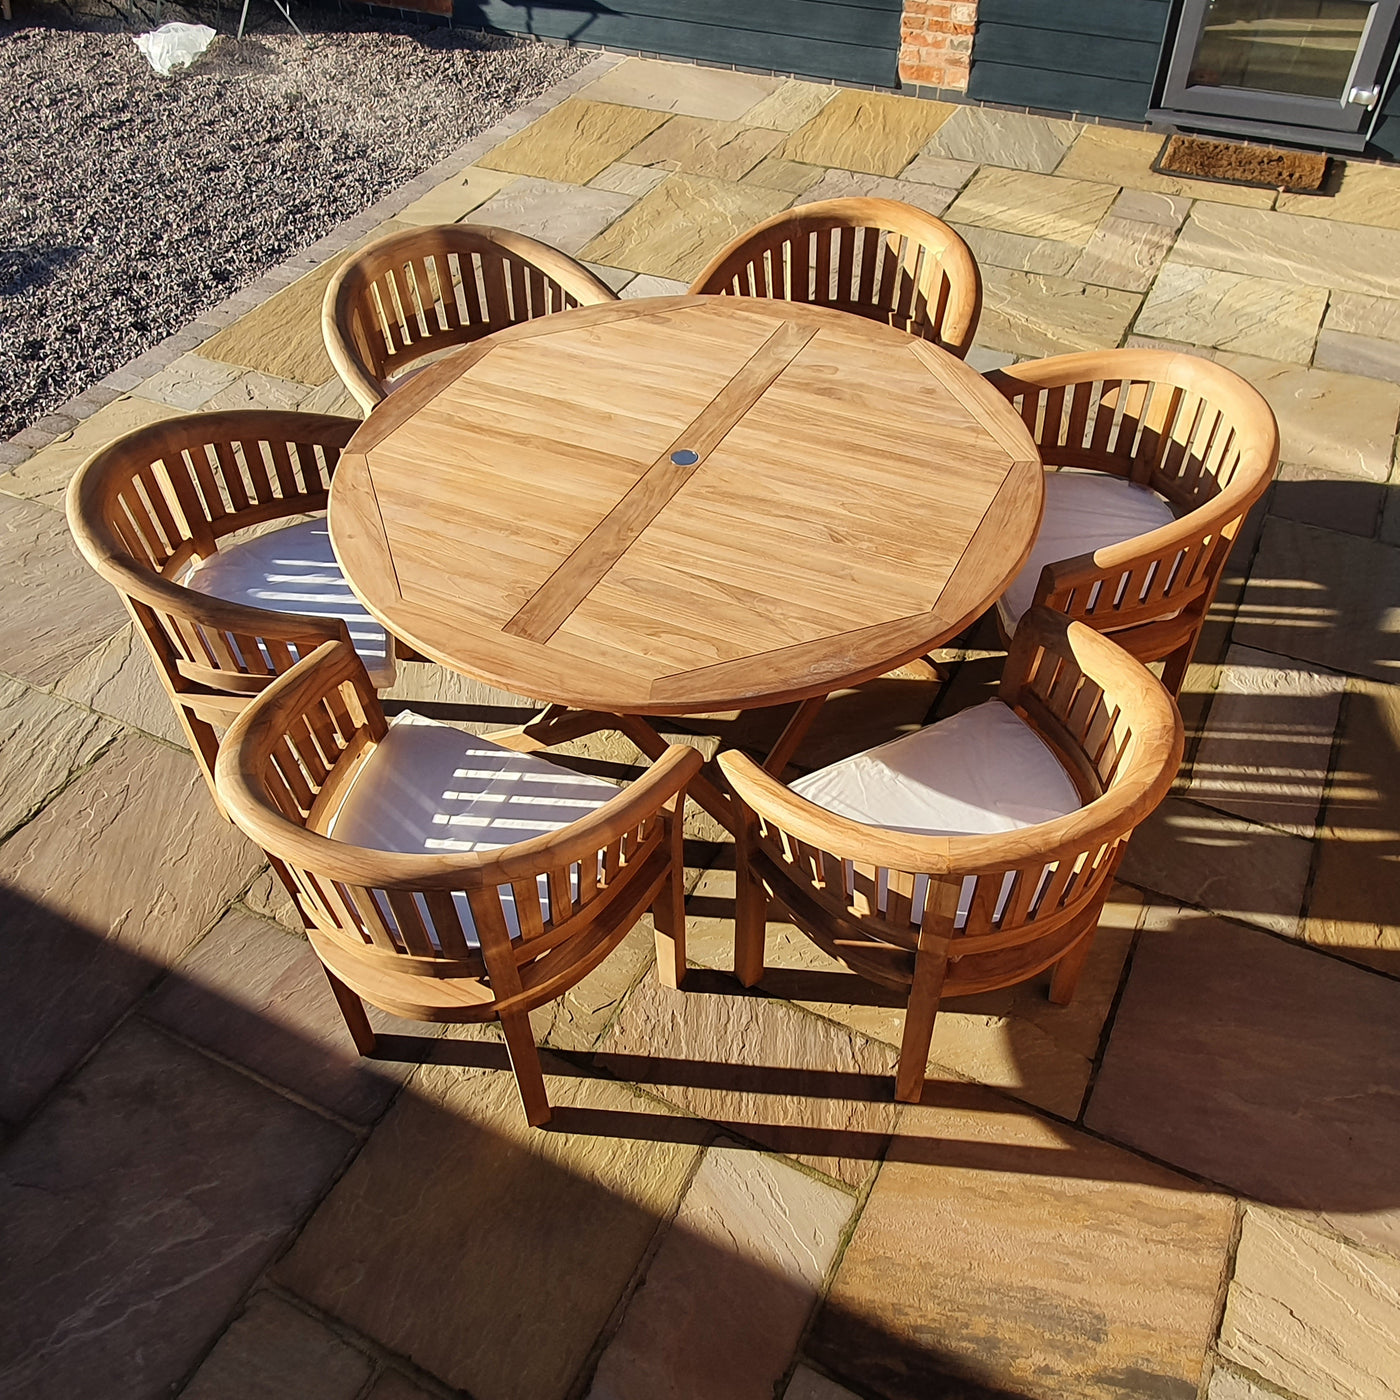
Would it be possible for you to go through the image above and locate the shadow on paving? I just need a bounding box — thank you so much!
[0,886,1051,1400]
[0,868,1392,1399]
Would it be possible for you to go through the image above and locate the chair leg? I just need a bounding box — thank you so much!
[499,1011,552,1127]
[1049,933,1095,1006]
[321,965,376,1055]
[895,939,948,1104]
[652,866,687,990]
[1159,635,1196,698]
[733,824,769,988]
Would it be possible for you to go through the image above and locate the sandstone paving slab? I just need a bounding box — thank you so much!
[1324,290,1400,343]
[741,155,827,196]
[532,915,659,1054]
[144,907,414,1125]
[1173,202,1400,299]
[586,1141,854,1400]
[1276,159,1400,230]
[596,973,899,1188]
[395,166,518,224]
[1118,794,1311,936]
[1207,1370,1274,1400]
[1305,677,1400,976]
[203,368,315,412]
[241,865,304,931]
[1070,215,1177,293]
[276,1057,701,1400]
[0,393,182,509]
[1187,644,1345,835]
[951,222,1080,276]
[584,261,637,292]
[809,1079,1234,1400]
[53,623,194,747]
[1219,1210,1400,1400]
[581,173,792,281]
[1272,462,1387,536]
[1313,328,1400,383]
[0,1018,354,1399]
[0,730,263,1122]
[469,176,638,256]
[0,679,119,842]
[1213,351,1400,480]
[578,58,783,122]
[1111,187,1192,229]
[946,166,1119,246]
[365,1372,441,1400]
[588,161,670,197]
[195,230,406,387]
[1232,516,1400,682]
[742,79,839,132]
[1087,904,1400,1255]
[899,152,977,191]
[623,115,786,182]
[0,496,128,688]
[684,866,1142,1120]
[299,373,364,419]
[975,266,1140,357]
[619,272,689,299]
[478,98,671,185]
[925,106,1079,174]
[796,168,958,217]
[1136,263,1327,362]
[781,91,955,178]
[130,352,244,411]
[785,1367,862,1400]
[1055,126,1275,208]
[179,1292,375,1400]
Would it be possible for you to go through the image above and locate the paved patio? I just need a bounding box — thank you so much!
[3,52,1400,1400]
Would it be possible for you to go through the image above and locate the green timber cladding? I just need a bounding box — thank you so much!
[455,1,905,87]
[965,0,1172,122]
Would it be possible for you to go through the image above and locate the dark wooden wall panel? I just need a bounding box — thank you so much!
[967,0,1172,121]
[457,0,904,87]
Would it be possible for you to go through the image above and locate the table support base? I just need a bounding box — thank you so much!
[484,695,831,836]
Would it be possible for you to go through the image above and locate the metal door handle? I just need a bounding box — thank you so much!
[1348,85,1381,107]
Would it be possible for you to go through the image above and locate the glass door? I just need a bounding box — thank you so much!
[1158,0,1400,136]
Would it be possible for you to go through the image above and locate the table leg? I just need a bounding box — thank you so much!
[762,695,828,776]
[486,705,616,754]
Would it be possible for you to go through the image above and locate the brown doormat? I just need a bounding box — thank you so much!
[1153,135,1329,192]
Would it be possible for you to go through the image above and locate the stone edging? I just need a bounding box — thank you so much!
[0,49,624,473]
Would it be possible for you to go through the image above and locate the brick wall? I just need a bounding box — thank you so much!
[899,0,979,91]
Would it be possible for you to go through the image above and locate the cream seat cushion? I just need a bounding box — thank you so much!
[997,471,1178,633]
[790,699,1081,926]
[328,711,620,947]
[184,518,395,688]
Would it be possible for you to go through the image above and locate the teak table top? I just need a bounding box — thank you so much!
[329,296,1044,716]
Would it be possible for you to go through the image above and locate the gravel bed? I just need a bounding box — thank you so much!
[0,2,588,441]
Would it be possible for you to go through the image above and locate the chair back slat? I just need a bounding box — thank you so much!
[689,198,981,357]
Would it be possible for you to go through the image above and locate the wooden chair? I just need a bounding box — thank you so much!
[322,224,621,413]
[66,410,395,807]
[215,639,703,1126]
[688,197,982,357]
[720,609,1182,1105]
[986,349,1279,694]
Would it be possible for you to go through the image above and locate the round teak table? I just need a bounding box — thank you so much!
[329,295,1043,819]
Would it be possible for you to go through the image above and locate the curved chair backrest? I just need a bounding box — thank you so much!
[66,410,362,799]
[688,198,982,357]
[986,349,1279,688]
[720,610,1182,1101]
[215,640,703,1123]
[323,224,621,412]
